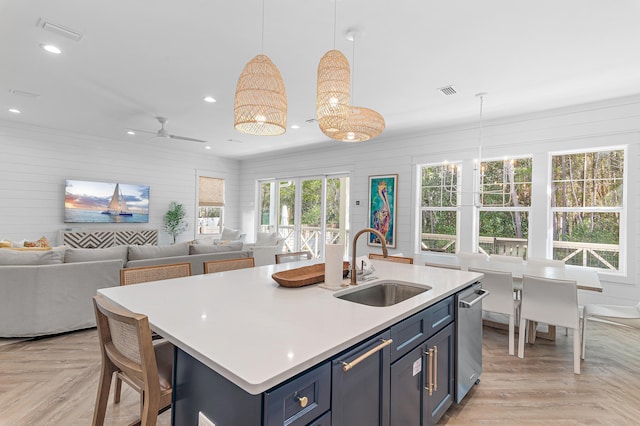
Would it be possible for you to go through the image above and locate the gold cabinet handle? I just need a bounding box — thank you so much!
[434,345,438,392]
[342,338,393,372]
[295,395,309,408]
[423,348,434,396]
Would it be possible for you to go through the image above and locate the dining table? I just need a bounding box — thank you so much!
[417,253,603,342]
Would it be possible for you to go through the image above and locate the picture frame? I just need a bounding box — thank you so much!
[368,174,398,248]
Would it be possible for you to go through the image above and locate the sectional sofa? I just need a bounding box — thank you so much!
[0,242,251,338]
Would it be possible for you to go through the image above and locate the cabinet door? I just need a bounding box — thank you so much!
[332,331,391,426]
[390,345,423,426]
[423,323,455,425]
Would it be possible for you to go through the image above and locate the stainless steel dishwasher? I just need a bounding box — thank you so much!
[456,282,488,403]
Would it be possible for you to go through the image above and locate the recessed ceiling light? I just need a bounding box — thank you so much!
[8,108,21,114]
[203,96,216,103]
[290,124,300,129]
[127,131,135,135]
[41,44,62,54]
[205,146,212,150]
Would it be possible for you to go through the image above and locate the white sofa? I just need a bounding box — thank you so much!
[0,242,252,337]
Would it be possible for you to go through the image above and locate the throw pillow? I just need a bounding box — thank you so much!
[128,243,190,261]
[189,241,243,255]
[194,237,215,245]
[255,232,278,246]
[65,245,128,264]
[220,227,241,241]
[0,249,57,265]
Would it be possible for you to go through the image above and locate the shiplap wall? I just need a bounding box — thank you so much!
[238,95,640,305]
[0,122,240,246]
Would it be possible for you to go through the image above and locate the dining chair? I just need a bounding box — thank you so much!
[490,254,524,264]
[275,251,313,264]
[92,295,173,426]
[368,253,414,264]
[517,275,581,374]
[120,262,192,286]
[456,252,488,271]
[581,301,640,359]
[527,257,565,268]
[469,267,520,355]
[425,262,461,270]
[204,257,255,273]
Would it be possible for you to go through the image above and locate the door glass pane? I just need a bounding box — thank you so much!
[259,181,274,233]
[278,180,296,250]
[326,177,350,255]
[300,178,322,257]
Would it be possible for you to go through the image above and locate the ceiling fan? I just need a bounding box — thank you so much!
[130,117,206,143]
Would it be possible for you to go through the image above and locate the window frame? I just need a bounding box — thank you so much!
[197,175,225,236]
[548,145,627,274]
[477,156,533,257]
[418,161,462,254]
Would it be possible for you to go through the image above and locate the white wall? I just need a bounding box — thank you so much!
[239,95,640,305]
[0,122,240,246]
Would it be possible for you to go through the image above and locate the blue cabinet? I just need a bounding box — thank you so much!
[389,296,456,426]
[331,330,391,426]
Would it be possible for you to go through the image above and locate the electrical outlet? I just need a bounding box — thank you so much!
[198,411,216,426]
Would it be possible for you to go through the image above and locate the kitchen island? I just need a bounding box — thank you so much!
[98,259,482,425]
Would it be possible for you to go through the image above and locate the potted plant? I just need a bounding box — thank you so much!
[164,201,188,244]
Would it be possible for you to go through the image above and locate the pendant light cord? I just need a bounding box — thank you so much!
[333,0,337,49]
[351,32,357,103]
[261,0,265,53]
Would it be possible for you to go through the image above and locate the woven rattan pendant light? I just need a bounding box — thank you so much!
[234,0,287,136]
[317,50,350,135]
[333,106,385,142]
[332,29,385,143]
[316,1,350,136]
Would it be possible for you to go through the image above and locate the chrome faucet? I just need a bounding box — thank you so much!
[350,227,388,285]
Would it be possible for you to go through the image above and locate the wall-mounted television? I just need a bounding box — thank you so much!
[65,179,150,223]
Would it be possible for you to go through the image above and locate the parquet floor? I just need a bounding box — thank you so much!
[0,320,638,425]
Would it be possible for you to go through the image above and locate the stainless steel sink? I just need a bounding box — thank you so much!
[335,281,431,307]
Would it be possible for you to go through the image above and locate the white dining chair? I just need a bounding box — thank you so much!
[456,252,488,270]
[527,257,565,268]
[581,301,640,359]
[490,254,524,264]
[518,275,581,374]
[469,267,520,355]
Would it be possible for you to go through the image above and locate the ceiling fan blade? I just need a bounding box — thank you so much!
[169,134,206,143]
[129,128,157,135]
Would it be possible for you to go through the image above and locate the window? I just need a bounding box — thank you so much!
[550,148,624,271]
[198,176,224,235]
[478,157,532,257]
[258,174,350,257]
[420,163,460,253]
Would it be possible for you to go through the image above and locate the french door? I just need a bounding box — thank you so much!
[258,174,350,258]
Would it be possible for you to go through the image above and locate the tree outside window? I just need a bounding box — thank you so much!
[551,148,624,270]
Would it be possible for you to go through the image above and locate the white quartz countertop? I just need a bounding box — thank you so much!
[98,260,482,394]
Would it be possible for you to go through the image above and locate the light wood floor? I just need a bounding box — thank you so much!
[0,320,638,425]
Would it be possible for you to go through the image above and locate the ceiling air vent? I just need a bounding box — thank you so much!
[438,85,457,96]
[36,18,83,42]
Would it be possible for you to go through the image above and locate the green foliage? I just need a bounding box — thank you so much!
[164,201,188,243]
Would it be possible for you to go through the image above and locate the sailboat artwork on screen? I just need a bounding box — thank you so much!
[64,179,150,223]
[101,183,133,216]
